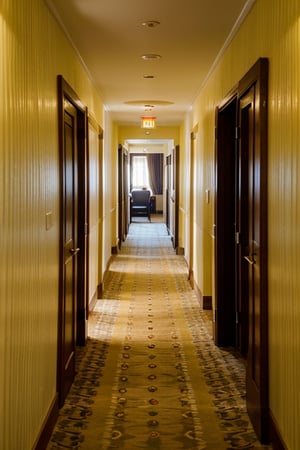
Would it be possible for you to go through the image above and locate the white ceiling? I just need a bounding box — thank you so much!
[45,0,254,127]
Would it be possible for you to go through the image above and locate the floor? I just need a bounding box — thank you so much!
[47,221,272,449]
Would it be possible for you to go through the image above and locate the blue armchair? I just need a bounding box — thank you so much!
[130,189,151,222]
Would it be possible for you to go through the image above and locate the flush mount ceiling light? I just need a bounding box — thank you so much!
[125,100,173,106]
[144,104,155,110]
[142,20,160,28]
[141,54,161,60]
[143,74,155,79]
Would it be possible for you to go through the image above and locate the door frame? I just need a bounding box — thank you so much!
[173,145,180,251]
[165,146,180,251]
[214,58,269,442]
[237,58,269,443]
[118,145,129,247]
[57,76,88,405]
[189,130,196,286]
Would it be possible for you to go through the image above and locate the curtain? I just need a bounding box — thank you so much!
[130,153,163,194]
[147,153,163,194]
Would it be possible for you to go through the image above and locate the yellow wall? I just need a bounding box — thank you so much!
[0,1,104,448]
[191,0,300,448]
[118,125,180,145]
[2,0,300,448]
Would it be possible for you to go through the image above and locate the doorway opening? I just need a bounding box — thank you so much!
[118,139,180,252]
[128,141,167,218]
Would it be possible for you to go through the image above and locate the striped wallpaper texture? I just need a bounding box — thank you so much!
[2,0,300,448]
[191,0,300,448]
[0,1,104,448]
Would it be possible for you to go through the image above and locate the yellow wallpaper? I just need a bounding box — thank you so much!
[191,0,300,447]
[0,0,104,448]
[118,125,180,145]
[2,0,300,448]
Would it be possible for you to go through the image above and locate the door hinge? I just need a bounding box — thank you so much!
[235,231,240,244]
[235,126,240,140]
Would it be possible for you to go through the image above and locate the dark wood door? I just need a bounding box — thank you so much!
[173,145,179,251]
[118,145,129,247]
[57,76,88,406]
[214,59,268,443]
[237,59,269,443]
[165,146,179,250]
[59,99,79,404]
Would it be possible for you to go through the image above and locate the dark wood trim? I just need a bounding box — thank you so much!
[188,270,194,289]
[192,281,212,310]
[269,412,287,450]
[32,394,59,450]
[97,282,103,299]
[118,145,130,247]
[203,296,212,310]
[111,245,118,255]
[176,246,184,255]
[217,83,238,110]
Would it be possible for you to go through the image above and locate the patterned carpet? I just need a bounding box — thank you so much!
[48,223,272,449]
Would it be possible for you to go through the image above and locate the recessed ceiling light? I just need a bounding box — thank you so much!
[142,20,160,28]
[141,54,161,60]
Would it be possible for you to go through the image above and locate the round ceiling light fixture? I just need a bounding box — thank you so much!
[124,100,174,106]
[141,54,161,60]
[142,20,160,28]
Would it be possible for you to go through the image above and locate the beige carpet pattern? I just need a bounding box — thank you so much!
[48,223,272,449]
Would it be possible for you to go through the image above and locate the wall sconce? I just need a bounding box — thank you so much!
[141,116,156,129]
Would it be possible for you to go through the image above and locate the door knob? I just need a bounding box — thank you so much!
[69,247,80,255]
[243,255,255,265]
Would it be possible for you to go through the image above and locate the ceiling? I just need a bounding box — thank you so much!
[45,0,253,127]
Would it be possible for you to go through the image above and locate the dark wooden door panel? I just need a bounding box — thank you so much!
[59,101,78,404]
[237,59,269,443]
[57,76,88,407]
[165,147,179,250]
[118,145,129,247]
[214,59,268,443]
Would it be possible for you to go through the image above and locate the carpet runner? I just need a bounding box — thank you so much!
[47,223,272,449]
